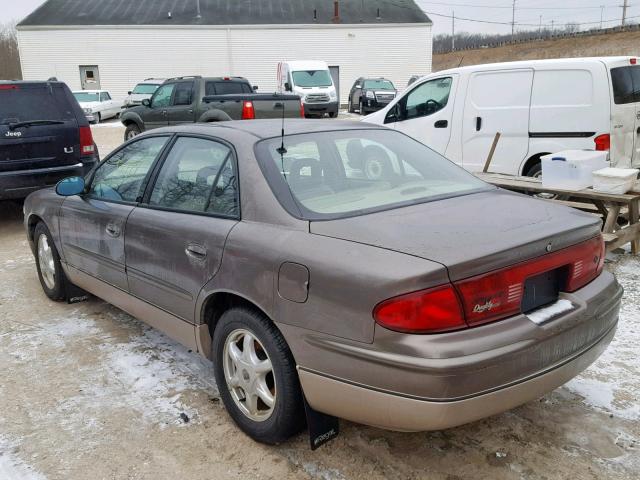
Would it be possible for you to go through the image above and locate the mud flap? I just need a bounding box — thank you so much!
[65,282,89,304]
[303,394,339,450]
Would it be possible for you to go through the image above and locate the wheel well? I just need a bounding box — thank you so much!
[201,292,271,337]
[26,214,44,243]
[521,153,550,176]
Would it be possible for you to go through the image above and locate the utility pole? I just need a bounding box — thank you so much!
[600,5,604,30]
[539,15,542,38]
[196,0,201,19]
[452,10,455,51]
[511,0,516,41]
[622,0,628,27]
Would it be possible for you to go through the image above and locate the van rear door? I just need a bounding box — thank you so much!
[462,69,533,174]
[609,65,639,167]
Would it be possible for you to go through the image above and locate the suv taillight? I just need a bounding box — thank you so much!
[374,236,605,333]
[300,100,305,118]
[79,126,95,155]
[241,101,255,120]
[594,134,610,151]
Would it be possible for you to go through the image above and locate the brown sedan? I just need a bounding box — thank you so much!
[24,120,622,445]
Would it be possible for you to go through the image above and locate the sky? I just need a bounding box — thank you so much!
[2,0,639,37]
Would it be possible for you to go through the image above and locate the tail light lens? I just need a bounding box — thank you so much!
[374,236,605,333]
[79,126,95,155]
[0,85,19,90]
[594,134,610,151]
[241,101,255,120]
[300,100,305,118]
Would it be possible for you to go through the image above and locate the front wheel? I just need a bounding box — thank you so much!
[328,112,337,119]
[124,123,141,141]
[212,307,305,444]
[92,113,101,125]
[359,100,366,115]
[34,222,67,301]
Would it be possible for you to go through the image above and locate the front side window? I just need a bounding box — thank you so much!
[292,70,333,88]
[398,77,452,121]
[173,82,194,106]
[99,92,111,102]
[149,137,238,216]
[89,136,169,202]
[257,129,488,220]
[151,83,175,108]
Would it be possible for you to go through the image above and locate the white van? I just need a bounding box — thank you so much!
[278,61,338,118]
[365,57,640,176]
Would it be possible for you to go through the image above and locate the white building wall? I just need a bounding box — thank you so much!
[17,24,432,104]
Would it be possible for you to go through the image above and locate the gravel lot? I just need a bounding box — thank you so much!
[0,119,638,480]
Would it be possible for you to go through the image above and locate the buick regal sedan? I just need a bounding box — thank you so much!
[24,120,622,445]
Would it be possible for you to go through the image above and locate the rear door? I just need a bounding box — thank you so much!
[125,135,239,322]
[59,135,170,290]
[0,83,80,175]
[610,64,640,168]
[462,69,533,174]
[166,81,196,125]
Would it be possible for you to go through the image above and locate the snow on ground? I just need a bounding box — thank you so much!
[566,256,640,420]
[0,437,46,480]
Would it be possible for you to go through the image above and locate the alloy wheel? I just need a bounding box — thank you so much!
[37,234,56,290]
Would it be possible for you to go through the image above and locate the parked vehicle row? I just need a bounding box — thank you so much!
[364,56,640,175]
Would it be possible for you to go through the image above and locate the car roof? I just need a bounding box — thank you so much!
[151,119,387,140]
[72,90,106,93]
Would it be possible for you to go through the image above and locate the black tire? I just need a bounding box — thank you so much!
[124,123,141,141]
[328,112,337,119]
[212,307,305,444]
[33,222,67,301]
[359,100,366,115]
[348,98,355,113]
[525,162,542,178]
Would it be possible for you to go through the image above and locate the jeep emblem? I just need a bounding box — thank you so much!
[4,131,22,138]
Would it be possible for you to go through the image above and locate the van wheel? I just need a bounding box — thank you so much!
[212,307,305,445]
[526,162,542,178]
[124,124,141,141]
[34,222,67,301]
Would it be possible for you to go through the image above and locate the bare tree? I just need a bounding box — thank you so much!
[0,22,22,80]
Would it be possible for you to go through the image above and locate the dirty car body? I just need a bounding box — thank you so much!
[24,120,622,440]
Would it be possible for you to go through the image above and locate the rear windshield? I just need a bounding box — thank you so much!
[132,83,160,94]
[73,92,100,102]
[363,79,395,90]
[292,70,333,88]
[205,81,252,95]
[610,66,640,104]
[0,84,75,124]
[256,129,489,220]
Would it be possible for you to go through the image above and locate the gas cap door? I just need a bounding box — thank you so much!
[278,262,310,303]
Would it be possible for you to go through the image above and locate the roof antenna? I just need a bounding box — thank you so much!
[195,0,202,19]
[276,99,287,175]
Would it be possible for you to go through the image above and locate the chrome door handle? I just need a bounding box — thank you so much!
[105,223,121,238]
[185,243,207,259]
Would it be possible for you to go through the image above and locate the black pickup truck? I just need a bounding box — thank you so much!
[120,76,303,141]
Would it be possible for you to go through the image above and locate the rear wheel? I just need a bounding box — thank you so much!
[348,97,355,113]
[34,222,66,301]
[212,307,305,444]
[124,123,141,141]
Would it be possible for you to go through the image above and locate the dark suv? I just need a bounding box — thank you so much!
[0,81,99,200]
[348,78,397,115]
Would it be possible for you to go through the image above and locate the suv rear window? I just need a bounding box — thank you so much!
[0,84,75,123]
[205,81,251,95]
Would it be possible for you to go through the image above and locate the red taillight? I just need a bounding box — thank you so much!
[0,85,18,90]
[594,134,610,151]
[241,101,255,120]
[300,100,305,118]
[374,285,466,333]
[374,236,605,333]
[79,126,95,155]
[631,58,637,65]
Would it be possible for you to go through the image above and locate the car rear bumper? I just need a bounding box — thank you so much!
[298,318,616,431]
[304,101,339,115]
[0,160,97,200]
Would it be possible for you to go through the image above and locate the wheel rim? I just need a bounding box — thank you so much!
[223,329,276,422]
[127,129,138,140]
[532,170,557,199]
[37,233,56,290]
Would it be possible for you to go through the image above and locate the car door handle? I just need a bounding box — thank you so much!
[162,110,168,116]
[185,243,207,259]
[105,223,121,238]
[434,120,448,128]
[475,117,482,131]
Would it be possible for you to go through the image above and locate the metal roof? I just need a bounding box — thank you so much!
[18,0,431,27]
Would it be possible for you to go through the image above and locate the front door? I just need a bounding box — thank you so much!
[145,82,176,130]
[386,75,457,157]
[59,135,171,290]
[79,66,100,90]
[125,135,240,322]
[462,69,533,174]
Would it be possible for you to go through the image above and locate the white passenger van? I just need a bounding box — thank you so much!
[278,61,339,118]
[365,57,640,176]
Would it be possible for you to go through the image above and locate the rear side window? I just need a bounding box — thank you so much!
[205,81,251,95]
[0,84,75,123]
[173,82,194,106]
[610,66,640,104]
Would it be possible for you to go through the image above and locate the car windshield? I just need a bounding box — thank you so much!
[256,129,490,220]
[132,83,160,95]
[73,92,100,102]
[363,79,395,90]
[0,84,74,123]
[292,70,333,87]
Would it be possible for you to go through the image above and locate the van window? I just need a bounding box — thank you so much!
[611,66,640,104]
[398,77,452,121]
[531,70,593,106]
[292,70,333,88]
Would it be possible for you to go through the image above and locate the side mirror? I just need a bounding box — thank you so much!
[128,91,132,95]
[384,105,400,124]
[355,84,361,89]
[56,176,85,197]
[253,85,259,91]
[142,98,151,107]
[284,82,292,92]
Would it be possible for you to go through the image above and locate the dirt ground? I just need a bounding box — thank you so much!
[0,121,638,480]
